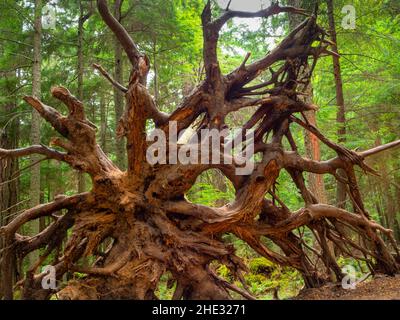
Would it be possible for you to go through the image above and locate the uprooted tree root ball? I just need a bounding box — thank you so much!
[0,0,399,300]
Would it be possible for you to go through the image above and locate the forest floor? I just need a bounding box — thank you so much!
[295,275,400,300]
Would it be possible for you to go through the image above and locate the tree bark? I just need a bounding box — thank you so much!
[0,91,19,300]
[372,137,400,242]
[77,0,87,193]
[99,93,107,152]
[394,175,400,240]
[29,0,42,268]
[113,0,126,170]
[327,0,347,209]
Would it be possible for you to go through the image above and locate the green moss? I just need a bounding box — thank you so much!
[249,257,275,275]
[155,272,175,300]
[13,290,21,300]
[216,264,232,281]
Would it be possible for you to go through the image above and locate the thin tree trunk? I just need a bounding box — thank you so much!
[394,175,400,240]
[0,109,19,226]
[303,99,327,203]
[0,71,19,234]
[327,0,347,209]
[77,0,87,193]
[153,37,160,105]
[381,161,397,240]
[29,0,42,267]
[100,93,107,152]
[374,137,399,241]
[113,0,126,170]
[0,96,19,299]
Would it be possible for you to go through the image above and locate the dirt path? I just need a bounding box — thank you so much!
[295,275,400,300]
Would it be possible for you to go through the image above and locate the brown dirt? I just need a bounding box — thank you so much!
[295,275,400,300]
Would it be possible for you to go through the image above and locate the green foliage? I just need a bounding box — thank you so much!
[187,181,233,206]
[245,262,304,300]
[249,257,275,274]
[215,255,304,300]
[155,272,176,300]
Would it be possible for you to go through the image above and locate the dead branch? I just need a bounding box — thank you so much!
[0,144,66,162]
[92,63,128,93]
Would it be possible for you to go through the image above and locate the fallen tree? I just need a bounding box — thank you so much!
[0,0,399,300]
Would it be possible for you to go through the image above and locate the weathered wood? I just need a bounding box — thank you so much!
[0,0,399,300]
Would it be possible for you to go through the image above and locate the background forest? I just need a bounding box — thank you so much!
[0,0,399,299]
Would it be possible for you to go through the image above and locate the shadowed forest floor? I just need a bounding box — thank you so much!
[295,275,400,300]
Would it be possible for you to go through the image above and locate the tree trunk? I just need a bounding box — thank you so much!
[29,0,42,267]
[77,0,87,193]
[0,111,19,227]
[394,175,400,240]
[152,37,160,105]
[100,93,107,152]
[113,0,126,170]
[373,137,400,242]
[327,0,347,209]
[0,99,19,300]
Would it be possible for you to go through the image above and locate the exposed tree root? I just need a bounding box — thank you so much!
[0,0,399,300]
